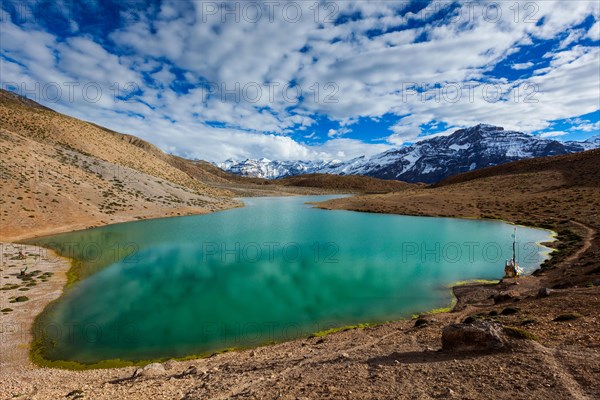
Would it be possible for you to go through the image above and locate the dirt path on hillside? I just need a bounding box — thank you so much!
[562,221,596,266]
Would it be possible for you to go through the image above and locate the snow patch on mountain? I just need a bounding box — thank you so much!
[217,125,600,183]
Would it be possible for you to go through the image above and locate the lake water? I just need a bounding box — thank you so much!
[28,195,553,365]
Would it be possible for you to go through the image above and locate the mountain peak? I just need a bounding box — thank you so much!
[219,124,599,182]
[453,124,505,138]
[474,123,504,131]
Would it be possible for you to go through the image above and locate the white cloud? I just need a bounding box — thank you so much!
[570,120,600,132]
[327,127,351,138]
[512,62,534,70]
[588,20,600,40]
[1,0,599,162]
[539,131,569,138]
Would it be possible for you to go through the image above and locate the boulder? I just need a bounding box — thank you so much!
[133,362,166,378]
[442,321,504,352]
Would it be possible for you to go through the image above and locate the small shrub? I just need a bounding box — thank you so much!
[553,313,583,322]
[500,307,520,316]
[10,296,29,303]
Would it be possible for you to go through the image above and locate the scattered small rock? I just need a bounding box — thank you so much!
[434,387,455,398]
[181,366,197,376]
[414,318,429,328]
[493,292,518,304]
[520,319,536,326]
[536,288,552,298]
[65,389,83,398]
[162,360,177,370]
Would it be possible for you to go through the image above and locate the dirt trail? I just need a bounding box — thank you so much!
[562,221,596,266]
[528,342,591,400]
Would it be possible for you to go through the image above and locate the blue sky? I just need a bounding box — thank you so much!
[1,0,599,161]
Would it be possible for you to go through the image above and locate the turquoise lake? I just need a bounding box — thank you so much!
[28,195,554,364]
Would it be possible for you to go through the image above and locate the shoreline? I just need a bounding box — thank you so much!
[1,208,598,399]
[0,243,71,374]
[2,205,242,244]
[23,261,502,370]
[2,200,560,371]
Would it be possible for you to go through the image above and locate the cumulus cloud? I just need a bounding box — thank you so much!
[512,62,534,70]
[587,20,600,40]
[540,131,569,138]
[1,0,599,161]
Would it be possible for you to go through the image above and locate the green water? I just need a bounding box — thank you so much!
[28,195,553,364]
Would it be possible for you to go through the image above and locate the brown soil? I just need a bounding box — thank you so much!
[274,173,417,193]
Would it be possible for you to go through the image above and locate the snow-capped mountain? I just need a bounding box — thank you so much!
[215,158,345,180]
[217,125,600,183]
[575,134,600,150]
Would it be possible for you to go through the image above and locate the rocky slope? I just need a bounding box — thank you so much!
[0,89,240,241]
[0,89,416,240]
[218,125,600,183]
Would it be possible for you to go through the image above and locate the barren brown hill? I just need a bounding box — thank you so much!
[274,173,416,193]
[0,89,235,195]
[86,121,247,186]
[435,148,600,188]
[0,89,241,241]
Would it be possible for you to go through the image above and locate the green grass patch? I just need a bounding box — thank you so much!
[504,326,538,341]
[65,259,84,287]
[310,323,375,338]
[452,279,499,286]
[413,291,459,319]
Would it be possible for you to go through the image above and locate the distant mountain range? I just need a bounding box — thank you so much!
[216,125,600,183]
